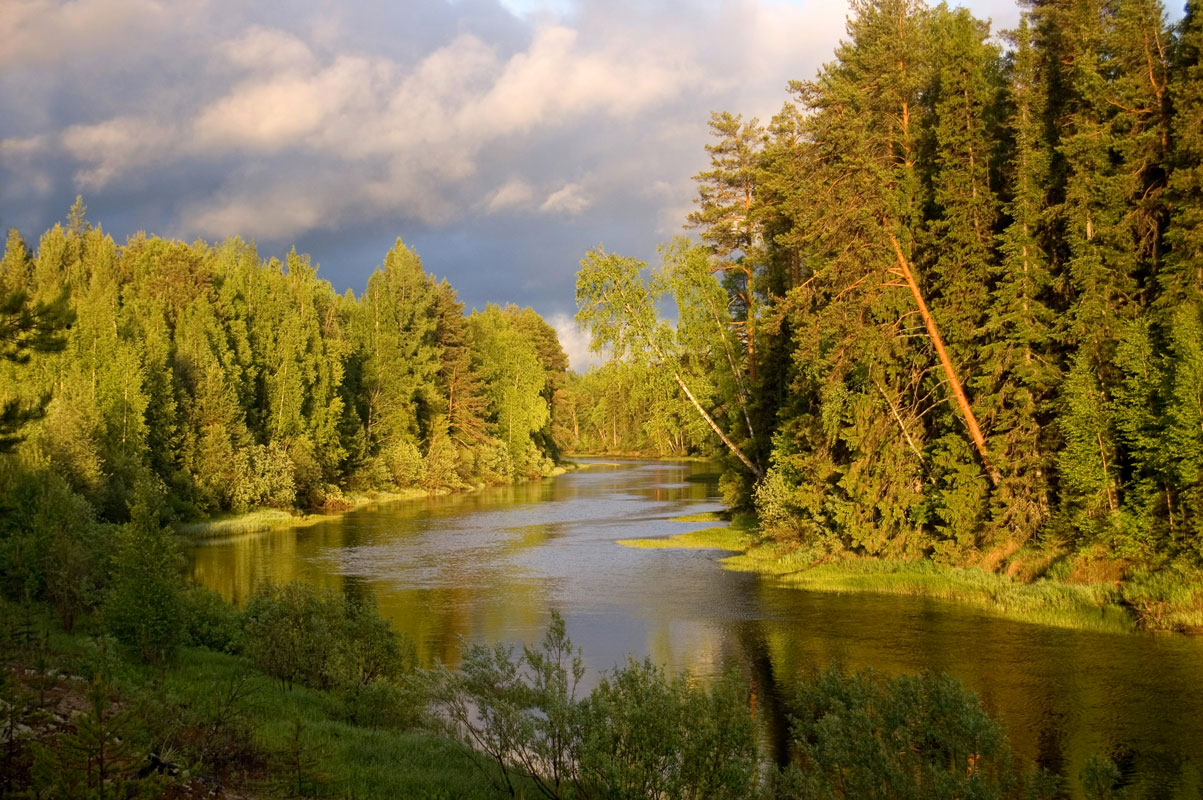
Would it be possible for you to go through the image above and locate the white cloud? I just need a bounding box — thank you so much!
[486,178,537,213]
[0,0,169,68]
[549,313,600,372]
[0,0,865,283]
[540,182,591,216]
[218,26,315,72]
[61,118,176,189]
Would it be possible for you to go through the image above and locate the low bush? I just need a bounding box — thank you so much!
[181,583,243,653]
[777,667,1058,800]
[439,611,760,800]
[242,582,416,697]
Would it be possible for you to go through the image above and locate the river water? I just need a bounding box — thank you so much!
[189,458,1203,798]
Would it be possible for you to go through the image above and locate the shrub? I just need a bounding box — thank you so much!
[242,583,342,690]
[387,439,426,487]
[778,667,1056,800]
[576,660,759,800]
[0,466,111,628]
[181,584,243,653]
[230,443,297,511]
[440,611,761,800]
[330,597,414,687]
[102,487,184,664]
[335,677,428,730]
[242,583,414,695]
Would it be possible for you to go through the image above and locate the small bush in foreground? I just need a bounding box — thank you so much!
[243,582,415,700]
[777,667,1058,800]
[439,610,759,800]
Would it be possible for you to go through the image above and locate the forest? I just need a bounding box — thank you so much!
[0,202,569,514]
[567,0,1203,587]
[3,0,1203,795]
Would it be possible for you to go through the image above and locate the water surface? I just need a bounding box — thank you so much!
[190,459,1203,797]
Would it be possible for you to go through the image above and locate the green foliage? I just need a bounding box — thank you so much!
[242,582,413,693]
[469,305,553,477]
[1080,754,1126,800]
[242,583,345,690]
[102,486,184,664]
[571,0,1203,569]
[778,667,1055,800]
[0,212,568,540]
[180,583,244,653]
[272,716,332,798]
[440,611,760,800]
[576,661,759,800]
[32,678,162,800]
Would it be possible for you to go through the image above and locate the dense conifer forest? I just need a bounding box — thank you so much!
[5,0,1203,795]
[568,0,1203,582]
[0,204,570,604]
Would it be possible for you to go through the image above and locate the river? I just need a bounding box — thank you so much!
[189,458,1203,798]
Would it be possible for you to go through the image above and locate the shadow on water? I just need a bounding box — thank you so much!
[189,458,1203,798]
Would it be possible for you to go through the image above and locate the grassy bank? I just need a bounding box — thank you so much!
[618,512,755,551]
[178,464,581,539]
[175,489,431,538]
[620,514,1203,633]
[725,544,1135,633]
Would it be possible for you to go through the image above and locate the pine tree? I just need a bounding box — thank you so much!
[762,0,933,553]
[918,5,1005,555]
[689,112,766,381]
[981,16,1060,544]
[1163,0,1203,306]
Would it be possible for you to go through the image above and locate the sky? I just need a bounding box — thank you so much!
[2,0,1038,369]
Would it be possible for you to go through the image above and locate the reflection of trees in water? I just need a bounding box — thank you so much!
[732,620,791,767]
[1033,707,1066,780]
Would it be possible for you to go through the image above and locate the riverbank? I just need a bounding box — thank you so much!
[621,514,1203,634]
[175,490,430,538]
[177,464,576,539]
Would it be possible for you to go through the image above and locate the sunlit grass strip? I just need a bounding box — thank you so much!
[176,509,314,538]
[177,489,430,539]
[724,546,1136,633]
[618,525,753,552]
[668,512,724,523]
[620,511,755,550]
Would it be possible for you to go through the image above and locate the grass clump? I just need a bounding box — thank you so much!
[175,508,313,538]
[668,511,724,523]
[619,512,756,552]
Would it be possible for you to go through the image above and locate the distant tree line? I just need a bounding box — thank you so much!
[0,202,569,619]
[0,200,568,520]
[575,0,1203,566]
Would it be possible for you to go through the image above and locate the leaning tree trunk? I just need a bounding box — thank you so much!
[888,234,1000,486]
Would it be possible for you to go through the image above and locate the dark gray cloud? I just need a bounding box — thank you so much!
[2,0,1034,367]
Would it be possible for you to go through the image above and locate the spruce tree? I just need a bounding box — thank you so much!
[982,16,1060,544]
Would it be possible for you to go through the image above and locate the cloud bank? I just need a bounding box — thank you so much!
[0,0,1020,329]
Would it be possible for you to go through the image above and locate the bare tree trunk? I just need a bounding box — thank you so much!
[671,371,763,478]
[888,234,999,486]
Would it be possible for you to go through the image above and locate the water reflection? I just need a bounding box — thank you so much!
[189,458,1203,798]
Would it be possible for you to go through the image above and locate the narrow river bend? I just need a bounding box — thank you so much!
[190,459,1203,798]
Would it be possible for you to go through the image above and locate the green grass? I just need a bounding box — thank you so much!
[668,511,724,523]
[15,612,500,799]
[176,489,432,539]
[618,512,757,552]
[176,508,316,538]
[619,526,751,551]
[722,543,1137,633]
